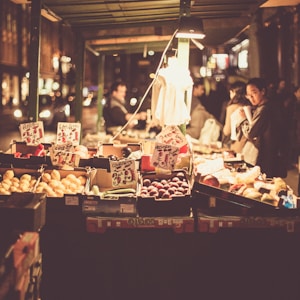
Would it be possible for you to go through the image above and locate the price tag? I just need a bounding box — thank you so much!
[65,195,80,206]
[156,125,187,148]
[151,142,180,170]
[110,159,137,187]
[19,121,44,145]
[49,142,79,167]
[56,122,81,145]
[50,151,80,167]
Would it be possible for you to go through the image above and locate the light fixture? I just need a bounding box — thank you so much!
[175,16,205,39]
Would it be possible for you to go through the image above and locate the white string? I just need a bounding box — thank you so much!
[111,29,179,141]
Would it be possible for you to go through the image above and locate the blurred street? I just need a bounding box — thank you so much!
[0,105,98,151]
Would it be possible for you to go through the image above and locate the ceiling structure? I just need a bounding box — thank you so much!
[33,0,300,55]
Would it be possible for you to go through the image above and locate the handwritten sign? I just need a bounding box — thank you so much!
[151,142,180,170]
[56,122,81,145]
[49,142,79,167]
[156,125,186,148]
[19,121,44,145]
[110,159,137,187]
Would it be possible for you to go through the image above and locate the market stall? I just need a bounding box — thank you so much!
[0,116,299,299]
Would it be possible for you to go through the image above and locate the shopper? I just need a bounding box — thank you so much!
[291,85,300,167]
[205,80,229,122]
[222,81,250,153]
[186,81,221,141]
[239,77,287,177]
[190,78,207,113]
[103,80,146,133]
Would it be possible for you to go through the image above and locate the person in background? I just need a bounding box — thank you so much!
[275,78,289,104]
[205,80,229,122]
[186,81,221,141]
[190,78,207,112]
[103,80,146,133]
[239,77,287,178]
[291,86,300,168]
[222,81,250,153]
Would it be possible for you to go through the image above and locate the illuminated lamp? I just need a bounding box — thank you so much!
[175,16,206,39]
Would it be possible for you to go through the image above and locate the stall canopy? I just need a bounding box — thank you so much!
[25,0,273,54]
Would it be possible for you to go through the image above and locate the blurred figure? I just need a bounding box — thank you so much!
[186,81,221,141]
[266,79,276,99]
[239,77,287,177]
[291,86,300,167]
[275,78,289,103]
[103,80,146,133]
[222,81,250,153]
[274,78,296,169]
[190,78,206,112]
[205,80,229,122]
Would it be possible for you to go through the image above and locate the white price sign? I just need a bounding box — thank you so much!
[151,142,180,170]
[19,121,44,145]
[110,159,137,187]
[56,122,81,145]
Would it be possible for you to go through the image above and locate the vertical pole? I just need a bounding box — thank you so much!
[97,53,105,132]
[248,10,263,78]
[74,33,85,141]
[293,7,299,86]
[28,0,41,122]
[178,0,191,69]
[177,0,191,135]
[17,4,23,104]
[74,34,85,123]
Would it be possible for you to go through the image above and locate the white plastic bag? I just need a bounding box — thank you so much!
[198,118,221,145]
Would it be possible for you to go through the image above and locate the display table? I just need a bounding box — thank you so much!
[40,205,300,300]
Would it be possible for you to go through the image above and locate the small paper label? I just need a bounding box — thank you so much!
[120,204,135,213]
[19,121,44,145]
[65,195,80,206]
[110,159,136,187]
[156,125,187,148]
[151,142,180,170]
[49,142,79,167]
[56,122,81,145]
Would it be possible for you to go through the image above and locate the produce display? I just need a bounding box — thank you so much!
[195,158,296,208]
[139,171,190,199]
[36,169,87,197]
[0,170,37,194]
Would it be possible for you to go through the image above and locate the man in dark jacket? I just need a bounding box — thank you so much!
[103,81,146,133]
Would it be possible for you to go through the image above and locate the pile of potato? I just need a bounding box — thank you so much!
[35,169,87,197]
[0,170,37,195]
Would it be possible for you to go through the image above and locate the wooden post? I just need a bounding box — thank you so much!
[28,0,41,122]
[177,0,191,135]
[97,54,105,132]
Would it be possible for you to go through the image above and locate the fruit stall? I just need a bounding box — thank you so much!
[0,121,300,299]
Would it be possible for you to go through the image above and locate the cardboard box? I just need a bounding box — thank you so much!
[0,167,43,195]
[45,194,85,230]
[40,168,88,230]
[89,168,137,192]
[38,167,89,197]
[82,194,137,217]
[0,141,52,167]
[0,192,46,232]
[137,170,191,217]
[91,143,142,170]
[85,167,138,217]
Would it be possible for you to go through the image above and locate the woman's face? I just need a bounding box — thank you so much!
[246,84,265,106]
